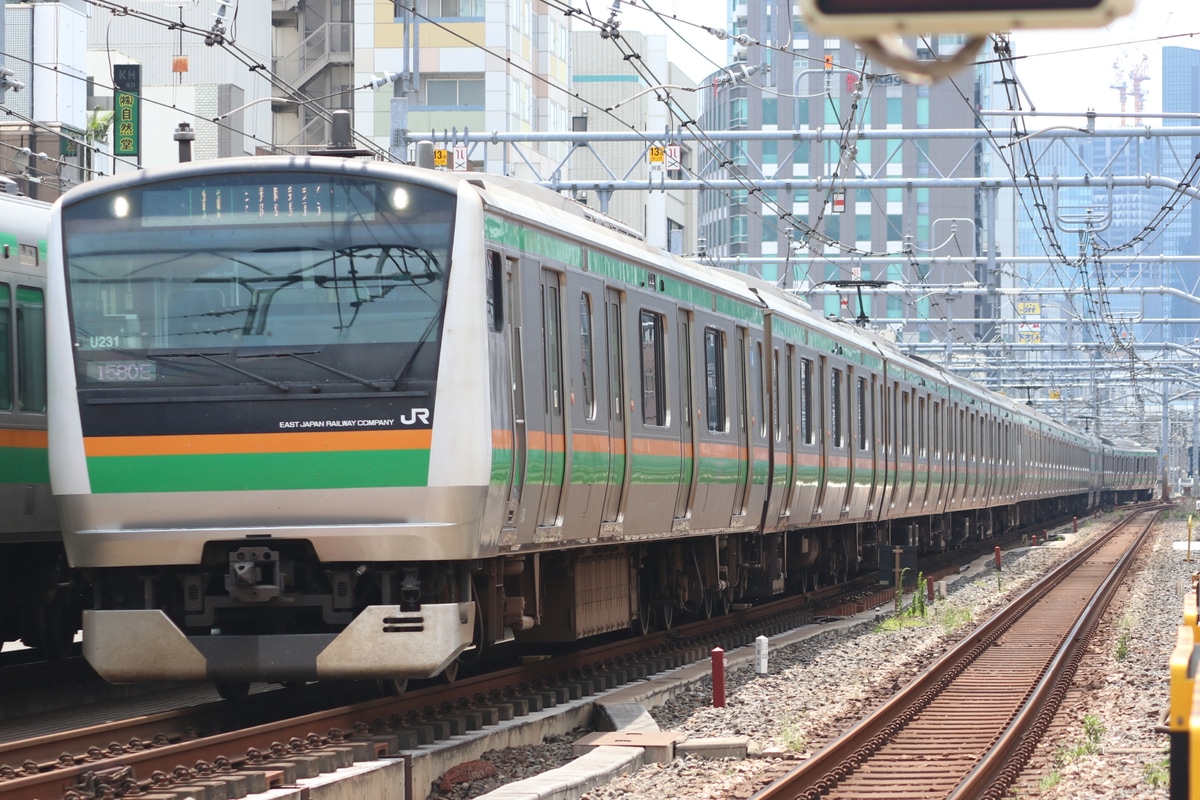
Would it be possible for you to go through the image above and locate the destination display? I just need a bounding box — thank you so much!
[140,178,387,227]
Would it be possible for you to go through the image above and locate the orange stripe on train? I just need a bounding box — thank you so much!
[83,429,433,457]
[0,428,48,448]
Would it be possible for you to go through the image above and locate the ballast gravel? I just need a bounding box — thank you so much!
[431,509,1188,800]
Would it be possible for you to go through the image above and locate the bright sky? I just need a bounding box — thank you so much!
[615,0,1200,119]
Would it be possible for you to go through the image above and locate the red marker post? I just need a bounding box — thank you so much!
[994,546,1002,571]
[712,647,726,707]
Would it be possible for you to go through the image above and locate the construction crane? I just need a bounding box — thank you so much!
[1111,54,1151,126]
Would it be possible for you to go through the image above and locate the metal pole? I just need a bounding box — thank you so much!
[1163,381,1172,501]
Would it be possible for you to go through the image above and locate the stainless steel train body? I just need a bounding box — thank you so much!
[0,191,81,656]
[46,157,1157,686]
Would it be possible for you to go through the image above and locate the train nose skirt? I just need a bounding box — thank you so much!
[81,603,475,683]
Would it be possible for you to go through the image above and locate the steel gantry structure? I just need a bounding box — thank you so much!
[422,120,1200,487]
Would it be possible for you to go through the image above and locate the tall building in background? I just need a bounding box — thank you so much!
[570,30,697,253]
[1162,45,1200,345]
[1,0,89,200]
[353,0,573,180]
[698,2,982,345]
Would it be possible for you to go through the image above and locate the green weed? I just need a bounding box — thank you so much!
[1038,770,1062,791]
[779,714,806,752]
[1144,756,1169,787]
[1115,614,1134,662]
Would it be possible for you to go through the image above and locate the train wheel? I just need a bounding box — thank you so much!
[378,678,409,696]
[634,571,654,636]
[658,603,674,631]
[216,682,250,702]
[699,590,714,620]
[440,659,460,684]
[719,590,733,616]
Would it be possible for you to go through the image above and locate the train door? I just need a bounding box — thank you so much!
[508,260,564,539]
[898,386,914,511]
[562,274,613,539]
[536,269,567,529]
[930,399,944,513]
[747,336,769,520]
[779,345,797,519]
[601,288,627,526]
[674,310,696,521]
[825,360,850,516]
[846,369,866,517]
[813,356,830,517]
[733,328,751,519]
[791,353,820,524]
[868,373,882,516]
[502,256,534,539]
[913,394,930,511]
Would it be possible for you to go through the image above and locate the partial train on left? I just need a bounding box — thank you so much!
[0,191,86,657]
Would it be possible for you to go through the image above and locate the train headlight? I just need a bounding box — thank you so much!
[391,187,410,212]
[112,195,131,219]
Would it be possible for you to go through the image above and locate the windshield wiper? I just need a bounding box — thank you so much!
[388,309,443,391]
[148,351,290,393]
[242,350,389,392]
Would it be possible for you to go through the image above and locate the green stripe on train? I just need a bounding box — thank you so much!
[86,449,432,493]
[0,446,50,483]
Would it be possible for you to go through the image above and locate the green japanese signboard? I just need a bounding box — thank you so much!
[114,91,139,157]
[112,64,140,158]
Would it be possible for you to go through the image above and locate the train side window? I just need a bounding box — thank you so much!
[773,349,782,443]
[830,367,843,448]
[785,348,795,448]
[856,376,868,451]
[926,400,936,455]
[579,291,596,421]
[901,391,911,456]
[16,286,46,413]
[703,327,726,433]
[918,396,927,458]
[800,357,813,445]
[0,284,10,410]
[606,299,623,424]
[754,341,766,439]
[640,309,666,426]
[542,280,563,416]
[486,250,504,332]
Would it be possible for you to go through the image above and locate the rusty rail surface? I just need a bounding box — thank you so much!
[752,507,1163,800]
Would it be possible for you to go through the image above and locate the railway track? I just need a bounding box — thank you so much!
[0,516,1095,800]
[751,506,1164,800]
[0,573,865,800]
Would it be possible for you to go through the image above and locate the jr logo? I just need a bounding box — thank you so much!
[400,408,431,426]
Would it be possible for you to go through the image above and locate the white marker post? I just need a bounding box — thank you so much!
[755,635,769,678]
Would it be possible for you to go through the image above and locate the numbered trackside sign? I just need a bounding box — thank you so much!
[649,145,665,174]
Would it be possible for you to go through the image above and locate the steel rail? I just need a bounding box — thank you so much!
[752,506,1163,800]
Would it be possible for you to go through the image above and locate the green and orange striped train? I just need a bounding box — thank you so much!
[43,156,1156,696]
[1,190,85,658]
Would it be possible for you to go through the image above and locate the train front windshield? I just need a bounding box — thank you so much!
[61,172,456,394]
